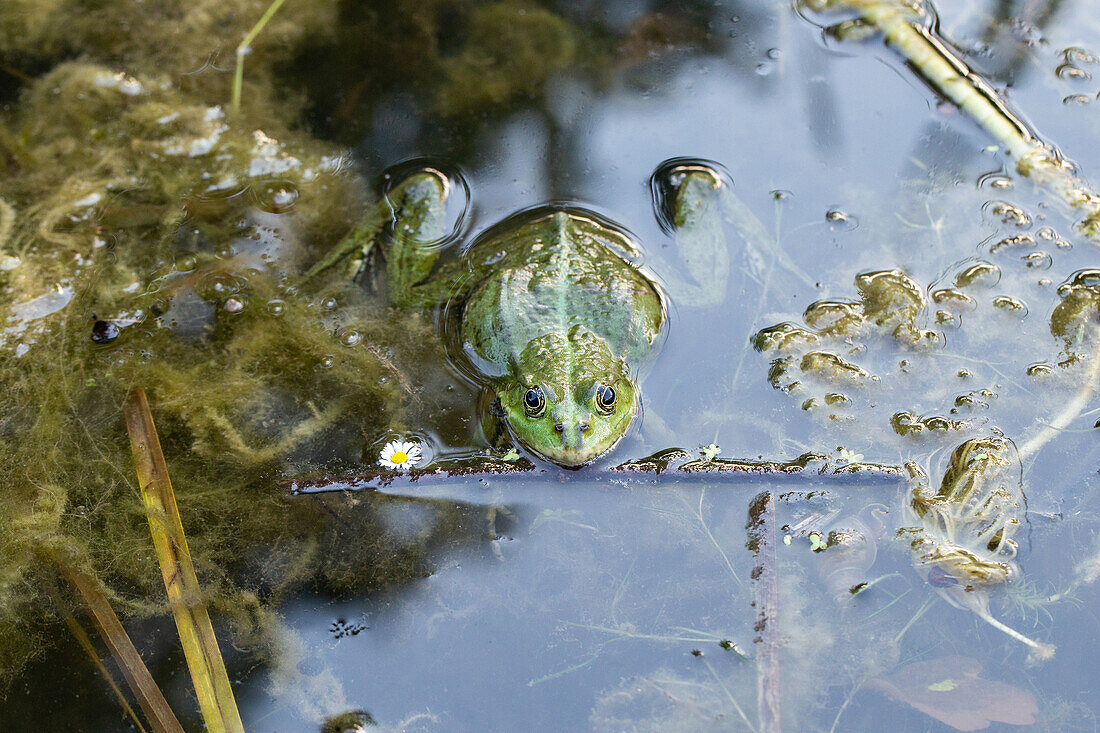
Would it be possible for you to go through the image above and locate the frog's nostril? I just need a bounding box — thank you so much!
[579,422,590,432]
[554,423,565,433]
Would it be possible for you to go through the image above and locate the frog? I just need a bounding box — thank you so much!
[318,161,731,468]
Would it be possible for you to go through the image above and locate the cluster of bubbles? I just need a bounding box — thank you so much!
[1055,46,1100,105]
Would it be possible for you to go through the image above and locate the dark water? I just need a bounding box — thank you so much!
[3,0,1100,730]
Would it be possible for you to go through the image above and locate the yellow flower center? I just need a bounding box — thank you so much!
[391,451,408,464]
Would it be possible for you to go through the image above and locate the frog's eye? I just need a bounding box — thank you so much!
[594,384,616,415]
[523,387,546,417]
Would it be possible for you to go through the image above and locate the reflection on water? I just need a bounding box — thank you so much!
[3,0,1100,730]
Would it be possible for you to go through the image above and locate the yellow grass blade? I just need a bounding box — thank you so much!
[124,387,245,733]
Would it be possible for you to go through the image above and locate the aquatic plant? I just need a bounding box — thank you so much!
[124,388,243,733]
[0,58,474,720]
[903,437,1056,661]
[803,0,1100,238]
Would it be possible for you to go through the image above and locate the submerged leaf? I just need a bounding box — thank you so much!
[868,656,1037,731]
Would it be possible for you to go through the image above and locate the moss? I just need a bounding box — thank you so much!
[0,57,478,702]
[0,0,339,117]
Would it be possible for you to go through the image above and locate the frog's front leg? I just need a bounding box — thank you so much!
[301,168,451,291]
[654,163,730,308]
[383,169,457,308]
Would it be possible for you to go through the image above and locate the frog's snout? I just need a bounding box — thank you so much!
[553,417,592,450]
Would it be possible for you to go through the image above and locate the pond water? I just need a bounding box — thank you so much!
[1,0,1099,730]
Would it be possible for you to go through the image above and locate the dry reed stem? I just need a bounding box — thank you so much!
[124,387,245,733]
[58,601,149,733]
[62,566,185,733]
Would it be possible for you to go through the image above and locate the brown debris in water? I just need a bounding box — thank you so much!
[867,655,1037,731]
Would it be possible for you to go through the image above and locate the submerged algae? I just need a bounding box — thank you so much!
[0,0,686,709]
[0,58,483,708]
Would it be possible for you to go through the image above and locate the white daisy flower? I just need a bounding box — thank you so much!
[378,439,422,471]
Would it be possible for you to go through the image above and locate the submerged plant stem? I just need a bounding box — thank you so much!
[0,196,14,253]
[58,602,148,733]
[700,655,758,733]
[123,388,245,733]
[231,0,291,117]
[60,566,184,733]
[818,0,1100,238]
[977,609,1056,661]
[1017,337,1100,462]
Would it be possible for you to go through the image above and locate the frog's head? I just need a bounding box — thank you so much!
[497,330,637,468]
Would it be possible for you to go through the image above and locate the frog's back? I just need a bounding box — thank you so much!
[461,208,666,371]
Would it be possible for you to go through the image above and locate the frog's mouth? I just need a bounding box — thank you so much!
[517,436,622,470]
[509,416,630,469]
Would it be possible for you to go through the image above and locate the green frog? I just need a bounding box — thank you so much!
[321,161,729,468]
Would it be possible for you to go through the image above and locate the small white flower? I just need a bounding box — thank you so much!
[378,439,422,471]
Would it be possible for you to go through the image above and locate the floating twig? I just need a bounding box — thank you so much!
[124,388,245,733]
[284,452,903,498]
[747,492,782,733]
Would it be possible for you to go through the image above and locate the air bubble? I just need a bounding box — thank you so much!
[955,261,1001,288]
[1064,47,1099,64]
[1056,63,1091,80]
[825,209,858,231]
[989,233,1035,253]
[992,295,1028,317]
[339,329,362,347]
[250,180,299,213]
[174,252,198,272]
[1027,363,1053,377]
[1021,251,1052,269]
[977,170,1013,189]
[981,201,1030,228]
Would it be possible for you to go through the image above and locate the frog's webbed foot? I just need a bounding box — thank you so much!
[478,394,514,452]
[651,161,730,309]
